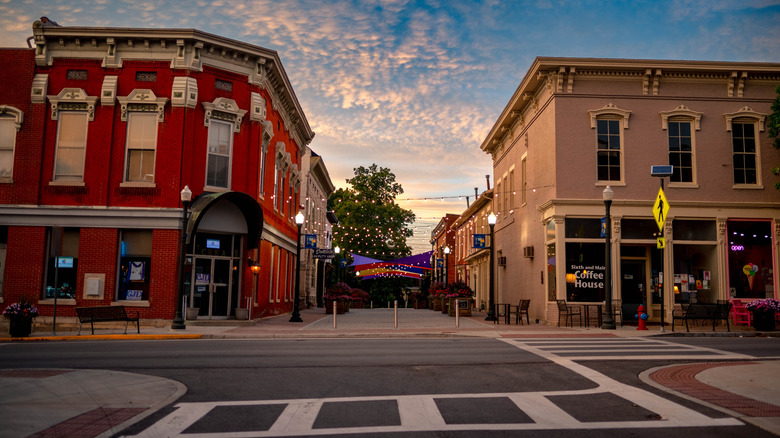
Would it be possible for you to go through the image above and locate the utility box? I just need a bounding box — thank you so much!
[83,273,105,299]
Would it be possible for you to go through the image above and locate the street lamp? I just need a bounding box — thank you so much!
[602,186,616,330]
[172,185,192,330]
[486,212,497,321]
[443,246,450,285]
[290,211,305,322]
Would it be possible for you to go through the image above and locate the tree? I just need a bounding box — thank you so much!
[768,86,780,189]
[328,164,416,260]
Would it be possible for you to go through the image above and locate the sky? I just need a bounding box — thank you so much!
[2,0,779,253]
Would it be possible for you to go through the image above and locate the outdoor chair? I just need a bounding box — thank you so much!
[730,299,751,326]
[511,299,530,325]
[557,300,582,327]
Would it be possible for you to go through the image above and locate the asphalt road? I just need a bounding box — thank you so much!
[1,336,778,437]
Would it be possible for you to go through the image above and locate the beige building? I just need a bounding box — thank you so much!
[452,189,494,312]
[480,57,780,326]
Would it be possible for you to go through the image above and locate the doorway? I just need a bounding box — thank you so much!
[192,257,232,319]
[621,259,647,323]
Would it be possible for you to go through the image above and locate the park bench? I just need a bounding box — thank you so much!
[671,302,731,332]
[75,306,140,335]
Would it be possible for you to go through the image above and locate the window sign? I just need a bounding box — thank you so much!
[206,239,220,249]
[564,242,605,302]
[57,257,74,268]
[126,290,143,300]
[195,273,211,284]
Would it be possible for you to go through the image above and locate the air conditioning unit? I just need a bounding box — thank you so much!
[523,246,535,258]
[498,256,507,266]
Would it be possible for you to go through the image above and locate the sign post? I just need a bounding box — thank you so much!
[651,165,673,332]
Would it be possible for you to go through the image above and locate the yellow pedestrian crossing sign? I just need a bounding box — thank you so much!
[657,237,666,249]
[652,187,669,231]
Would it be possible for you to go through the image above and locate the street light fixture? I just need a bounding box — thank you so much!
[443,246,450,285]
[334,246,341,283]
[601,186,616,330]
[290,211,305,322]
[486,212,497,322]
[172,185,192,330]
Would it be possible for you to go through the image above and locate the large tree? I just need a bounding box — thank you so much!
[769,85,780,189]
[328,164,416,259]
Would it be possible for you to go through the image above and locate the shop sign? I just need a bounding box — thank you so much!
[313,248,334,259]
[565,263,606,299]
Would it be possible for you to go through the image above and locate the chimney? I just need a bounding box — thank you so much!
[465,196,470,208]
[485,175,491,190]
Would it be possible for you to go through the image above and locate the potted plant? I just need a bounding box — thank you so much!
[350,288,369,309]
[444,281,474,317]
[745,298,780,331]
[409,290,428,309]
[324,282,352,314]
[3,298,39,337]
[430,284,446,311]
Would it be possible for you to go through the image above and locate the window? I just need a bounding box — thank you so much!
[206,119,233,189]
[521,157,527,206]
[509,168,515,210]
[54,112,88,182]
[495,181,502,216]
[259,133,270,196]
[44,228,79,299]
[118,230,152,301]
[273,164,280,210]
[0,226,6,299]
[0,116,17,179]
[732,122,758,185]
[668,121,693,183]
[596,119,621,182]
[125,112,157,182]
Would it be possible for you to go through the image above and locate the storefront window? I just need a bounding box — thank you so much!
[194,233,234,257]
[622,219,658,240]
[118,230,152,301]
[564,242,605,302]
[565,218,602,238]
[44,228,79,299]
[728,220,774,299]
[547,243,556,301]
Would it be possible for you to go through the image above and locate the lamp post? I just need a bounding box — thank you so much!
[334,246,340,282]
[486,212,497,321]
[290,211,304,322]
[443,246,450,285]
[172,185,192,330]
[601,186,616,330]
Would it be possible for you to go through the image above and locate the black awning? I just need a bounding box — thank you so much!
[186,191,263,249]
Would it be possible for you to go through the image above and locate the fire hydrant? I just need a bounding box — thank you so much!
[635,305,648,331]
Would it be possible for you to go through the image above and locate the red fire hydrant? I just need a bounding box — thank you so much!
[636,305,648,331]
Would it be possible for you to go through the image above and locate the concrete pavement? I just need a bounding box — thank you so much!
[1,307,778,437]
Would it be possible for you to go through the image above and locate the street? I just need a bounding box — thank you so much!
[1,335,779,437]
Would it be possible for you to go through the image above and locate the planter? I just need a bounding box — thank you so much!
[413,299,428,309]
[234,308,249,320]
[186,308,199,320]
[448,299,472,317]
[441,299,449,314]
[351,300,365,309]
[432,298,442,311]
[325,300,347,314]
[752,311,776,331]
[9,317,32,337]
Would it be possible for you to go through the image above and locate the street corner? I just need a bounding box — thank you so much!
[0,368,187,438]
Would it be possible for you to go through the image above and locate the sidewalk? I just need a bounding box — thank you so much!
[1,308,778,437]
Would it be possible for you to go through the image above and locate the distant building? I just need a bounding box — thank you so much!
[480,57,780,325]
[451,189,493,311]
[0,19,315,324]
[430,214,458,285]
[300,148,336,307]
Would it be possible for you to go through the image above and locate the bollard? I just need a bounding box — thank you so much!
[394,300,398,328]
[636,304,648,330]
[455,299,460,328]
[333,301,337,329]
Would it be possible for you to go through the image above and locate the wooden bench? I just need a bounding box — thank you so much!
[671,302,731,332]
[75,306,140,335]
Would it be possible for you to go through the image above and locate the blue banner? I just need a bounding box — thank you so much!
[473,234,486,248]
[304,234,318,249]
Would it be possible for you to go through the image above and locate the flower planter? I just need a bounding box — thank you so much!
[752,311,776,331]
[441,299,449,314]
[325,299,347,314]
[351,300,365,309]
[413,299,428,309]
[432,298,442,311]
[448,299,472,317]
[9,317,32,337]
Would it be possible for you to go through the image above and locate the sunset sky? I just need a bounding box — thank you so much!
[2,0,779,252]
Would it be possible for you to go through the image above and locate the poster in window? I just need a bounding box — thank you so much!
[126,290,143,300]
[129,261,145,281]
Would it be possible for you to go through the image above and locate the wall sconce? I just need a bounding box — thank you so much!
[248,258,261,275]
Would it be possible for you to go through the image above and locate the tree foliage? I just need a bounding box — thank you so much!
[769,85,780,188]
[328,164,416,260]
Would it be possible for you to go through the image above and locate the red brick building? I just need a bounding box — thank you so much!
[0,19,315,325]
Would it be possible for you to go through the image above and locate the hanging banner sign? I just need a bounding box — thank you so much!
[304,234,318,249]
[436,258,444,268]
[473,234,486,249]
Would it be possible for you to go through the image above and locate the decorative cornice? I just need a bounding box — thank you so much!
[0,105,24,131]
[659,105,703,130]
[46,88,98,121]
[117,89,168,122]
[723,106,766,132]
[588,103,631,129]
[31,74,49,103]
[202,97,247,133]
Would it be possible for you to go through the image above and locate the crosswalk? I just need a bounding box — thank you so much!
[124,337,751,437]
[503,337,754,361]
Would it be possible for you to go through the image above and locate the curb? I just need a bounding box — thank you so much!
[0,334,202,342]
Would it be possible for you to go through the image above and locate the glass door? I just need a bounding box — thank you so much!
[191,257,232,319]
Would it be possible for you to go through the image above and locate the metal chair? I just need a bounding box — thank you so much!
[512,299,530,325]
[730,299,751,326]
[556,300,582,327]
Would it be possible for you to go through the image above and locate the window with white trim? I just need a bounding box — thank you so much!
[125,112,158,182]
[732,121,759,185]
[206,119,233,189]
[668,121,694,183]
[54,112,89,182]
[596,119,621,182]
[0,116,17,179]
[521,157,527,206]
